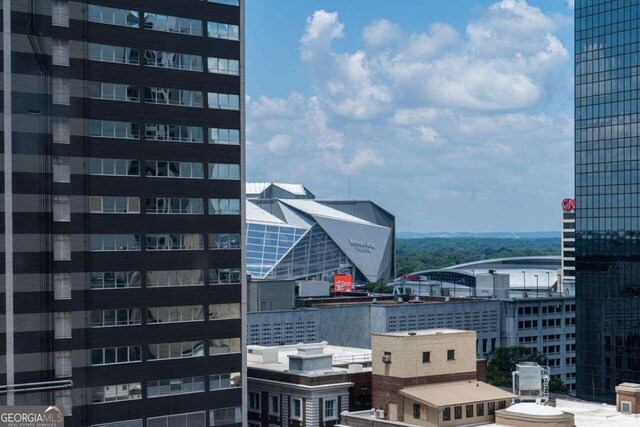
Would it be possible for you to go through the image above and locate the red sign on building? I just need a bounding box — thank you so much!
[562,198,576,211]
[334,274,353,293]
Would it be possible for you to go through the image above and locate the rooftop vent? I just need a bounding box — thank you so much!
[408,332,416,336]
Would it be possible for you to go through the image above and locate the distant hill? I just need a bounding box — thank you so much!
[397,231,560,240]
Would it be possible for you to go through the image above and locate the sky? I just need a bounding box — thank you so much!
[245,0,576,233]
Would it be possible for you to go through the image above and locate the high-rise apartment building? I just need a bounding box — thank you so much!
[575,0,640,402]
[1,1,245,425]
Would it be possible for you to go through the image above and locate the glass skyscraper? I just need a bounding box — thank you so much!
[575,0,640,403]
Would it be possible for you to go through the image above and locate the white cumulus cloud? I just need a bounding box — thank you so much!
[248,0,574,231]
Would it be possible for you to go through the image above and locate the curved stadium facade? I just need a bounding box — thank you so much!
[246,183,395,284]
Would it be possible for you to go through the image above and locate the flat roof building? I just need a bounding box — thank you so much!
[340,329,515,427]
[247,342,373,427]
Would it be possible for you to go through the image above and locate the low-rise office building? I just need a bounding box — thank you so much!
[247,342,372,427]
[341,329,515,427]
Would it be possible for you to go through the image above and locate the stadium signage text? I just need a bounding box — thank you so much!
[349,239,375,253]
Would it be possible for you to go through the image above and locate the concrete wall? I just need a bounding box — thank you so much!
[249,280,296,312]
[372,331,477,378]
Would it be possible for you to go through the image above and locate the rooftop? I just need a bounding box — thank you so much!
[373,328,469,338]
[486,399,640,427]
[247,342,372,375]
[400,381,517,408]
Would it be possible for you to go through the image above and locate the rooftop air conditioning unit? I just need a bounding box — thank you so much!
[382,354,391,363]
[375,409,385,419]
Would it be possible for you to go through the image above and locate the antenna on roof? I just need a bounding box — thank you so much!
[348,174,351,200]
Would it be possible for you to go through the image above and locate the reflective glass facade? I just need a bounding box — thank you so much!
[246,223,307,278]
[267,225,353,281]
[245,223,354,281]
[575,0,640,403]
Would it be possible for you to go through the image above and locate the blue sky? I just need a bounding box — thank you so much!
[245,0,576,232]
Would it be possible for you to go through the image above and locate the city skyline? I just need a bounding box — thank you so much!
[246,0,576,233]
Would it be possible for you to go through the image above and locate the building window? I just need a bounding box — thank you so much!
[147,377,204,398]
[89,234,140,252]
[52,40,69,66]
[89,120,139,139]
[90,196,140,214]
[209,128,240,145]
[88,82,139,102]
[476,403,484,417]
[208,0,239,5]
[209,269,241,285]
[52,117,70,144]
[249,392,260,412]
[146,234,204,251]
[54,273,71,300]
[52,0,69,27]
[53,196,71,222]
[208,234,241,250]
[145,161,204,179]
[91,309,141,327]
[91,383,142,404]
[88,5,139,27]
[324,398,337,420]
[55,351,71,377]
[413,404,420,419]
[207,92,239,110]
[209,198,240,215]
[145,198,204,214]
[269,394,280,416]
[454,406,462,420]
[146,270,204,287]
[207,57,240,75]
[207,21,239,40]
[488,402,495,415]
[422,351,430,363]
[209,303,240,320]
[143,13,202,36]
[447,349,455,360]
[145,88,204,108]
[466,404,473,418]
[88,43,139,64]
[90,272,140,289]
[292,398,302,420]
[144,50,203,71]
[53,235,71,261]
[209,338,241,355]
[92,420,142,427]
[55,390,72,416]
[443,407,451,421]
[54,312,72,339]
[91,346,141,366]
[147,341,204,360]
[52,78,70,105]
[147,306,204,324]
[53,157,71,183]
[145,124,204,142]
[148,412,205,427]
[210,407,241,427]
[89,158,140,176]
[210,373,241,391]
[498,400,507,409]
[208,163,240,180]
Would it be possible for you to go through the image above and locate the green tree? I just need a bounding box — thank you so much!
[486,347,568,394]
[487,347,546,387]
